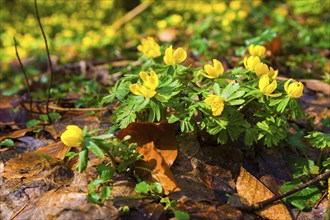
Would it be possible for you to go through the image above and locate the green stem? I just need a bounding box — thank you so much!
[104,150,117,170]
[35,0,53,124]
[238,97,255,111]
[13,37,33,117]
[317,148,323,168]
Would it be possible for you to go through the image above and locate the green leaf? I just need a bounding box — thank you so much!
[65,152,79,161]
[228,99,245,106]
[87,141,105,158]
[221,83,240,101]
[135,181,163,194]
[168,114,180,123]
[280,180,321,211]
[287,130,308,152]
[49,112,61,120]
[135,181,150,194]
[245,29,277,45]
[87,191,101,204]
[26,119,41,128]
[115,81,132,101]
[77,149,88,173]
[101,186,111,202]
[0,139,14,148]
[174,210,190,220]
[305,131,330,149]
[91,133,114,140]
[213,83,221,96]
[284,152,315,178]
[322,157,330,167]
[88,178,105,191]
[97,164,115,180]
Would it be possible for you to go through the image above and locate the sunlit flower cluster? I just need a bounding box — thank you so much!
[243,45,303,98]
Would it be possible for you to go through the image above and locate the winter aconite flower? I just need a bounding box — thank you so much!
[244,56,261,71]
[254,62,278,79]
[163,45,187,65]
[258,75,281,97]
[61,125,83,147]
[205,94,225,116]
[248,44,266,57]
[284,79,304,98]
[201,59,224,79]
[137,37,161,58]
[130,70,159,98]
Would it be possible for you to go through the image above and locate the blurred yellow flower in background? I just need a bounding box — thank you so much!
[137,37,161,58]
[163,45,187,65]
[248,44,266,57]
[254,62,278,79]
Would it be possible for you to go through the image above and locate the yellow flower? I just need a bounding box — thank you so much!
[229,1,241,10]
[248,44,266,57]
[163,45,187,65]
[205,94,225,116]
[244,56,261,71]
[139,70,158,91]
[137,37,161,58]
[284,79,304,98]
[129,70,159,98]
[258,75,282,97]
[201,59,224,79]
[254,62,278,79]
[61,125,83,147]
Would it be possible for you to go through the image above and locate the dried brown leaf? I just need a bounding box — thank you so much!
[117,121,179,194]
[236,166,292,220]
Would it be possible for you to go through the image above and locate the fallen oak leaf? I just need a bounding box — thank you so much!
[235,166,292,220]
[117,121,179,194]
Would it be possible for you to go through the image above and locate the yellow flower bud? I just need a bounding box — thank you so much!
[61,125,83,147]
[164,45,187,65]
[244,56,261,71]
[137,37,161,58]
[201,59,224,79]
[248,44,266,57]
[259,75,282,97]
[205,94,225,116]
[254,62,278,79]
[284,79,304,98]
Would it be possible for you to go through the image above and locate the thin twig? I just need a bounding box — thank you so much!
[235,170,330,212]
[112,1,153,30]
[13,37,32,117]
[47,105,110,111]
[34,0,53,124]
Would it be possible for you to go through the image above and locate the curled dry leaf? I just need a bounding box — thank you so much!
[2,142,68,179]
[236,166,292,220]
[117,121,179,194]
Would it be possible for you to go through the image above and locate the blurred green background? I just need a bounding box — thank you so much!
[0,0,329,97]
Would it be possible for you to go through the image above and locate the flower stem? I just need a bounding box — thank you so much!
[238,97,255,111]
